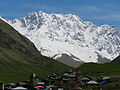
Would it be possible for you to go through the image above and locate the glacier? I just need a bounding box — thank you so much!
[7,11,120,67]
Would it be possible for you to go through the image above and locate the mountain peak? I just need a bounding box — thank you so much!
[8,11,120,67]
[101,24,113,29]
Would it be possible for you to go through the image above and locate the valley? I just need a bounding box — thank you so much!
[0,9,119,90]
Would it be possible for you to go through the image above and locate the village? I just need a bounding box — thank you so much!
[0,69,120,90]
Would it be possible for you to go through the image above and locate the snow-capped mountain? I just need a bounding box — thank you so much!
[8,11,120,67]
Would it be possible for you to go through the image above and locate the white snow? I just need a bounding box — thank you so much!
[7,11,120,63]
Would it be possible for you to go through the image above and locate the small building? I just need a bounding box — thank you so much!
[58,87,64,90]
[72,85,82,90]
[35,82,45,89]
[12,86,28,90]
[98,81,107,85]
[63,73,76,81]
[0,81,4,90]
[46,85,58,90]
[82,77,90,81]
[103,76,110,80]
[87,80,98,85]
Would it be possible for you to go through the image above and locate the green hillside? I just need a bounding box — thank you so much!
[0,19,70,83]
[78,62,120,76]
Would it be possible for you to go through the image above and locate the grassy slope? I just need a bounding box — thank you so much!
[78,62,120,76]
[0,19,71,83]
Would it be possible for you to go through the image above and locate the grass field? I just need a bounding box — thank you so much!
[78,62,120,77]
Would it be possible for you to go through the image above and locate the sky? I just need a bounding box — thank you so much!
[1,0,120,29]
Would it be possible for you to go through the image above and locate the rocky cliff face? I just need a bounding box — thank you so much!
[112,55,120,62]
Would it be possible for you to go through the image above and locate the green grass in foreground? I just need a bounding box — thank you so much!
[78,62,120,76]
[0,60,70,83]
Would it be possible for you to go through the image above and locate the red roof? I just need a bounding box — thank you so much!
[35,86,44,88]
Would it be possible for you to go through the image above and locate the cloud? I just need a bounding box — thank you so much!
[101,4,120,9]
[73,4,120,22]
[74,5,102,12]
[13,3,120,23]
[24,3,120,14]
[24,3,103,16]
[89,14,120,22]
